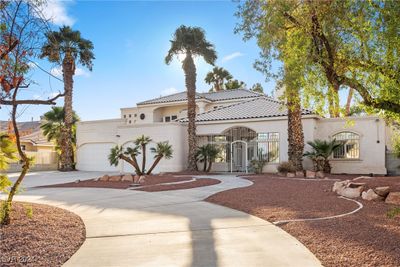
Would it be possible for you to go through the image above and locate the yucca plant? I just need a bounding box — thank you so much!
[304,139,342,173]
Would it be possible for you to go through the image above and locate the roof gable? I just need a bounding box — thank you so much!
[180,97,314,122]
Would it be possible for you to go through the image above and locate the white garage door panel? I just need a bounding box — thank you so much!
[77,143,118,171]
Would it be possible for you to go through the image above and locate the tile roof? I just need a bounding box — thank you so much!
[0,120,53,146]
[180,97,314,122]
[137,89,262,105]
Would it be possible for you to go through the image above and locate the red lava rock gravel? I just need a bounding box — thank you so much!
[206,174,400,267]
[40,175,193,190]
[41,175,220,192]
[0,201,85,267]
[137,178,220,192]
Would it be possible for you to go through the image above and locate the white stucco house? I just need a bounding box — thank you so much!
[76,89,394,175]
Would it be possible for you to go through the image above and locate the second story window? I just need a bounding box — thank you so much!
[165,116,171,122]
[171,115,177,121]
[21,145,26,151]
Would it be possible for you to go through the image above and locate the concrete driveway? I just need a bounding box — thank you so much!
[6,171,321,267]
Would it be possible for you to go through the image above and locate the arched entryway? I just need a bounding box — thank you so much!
[197,126,279,173]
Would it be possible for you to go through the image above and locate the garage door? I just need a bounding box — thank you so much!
[77,143,118,171]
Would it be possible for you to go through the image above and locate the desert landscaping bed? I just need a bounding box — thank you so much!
[0,201,85,267]
[207,174,400,267]
[136,178,220,192]
[41,174,220,191]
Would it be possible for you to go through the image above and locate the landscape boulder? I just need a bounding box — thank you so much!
[121,174,134,182]
[332,180,350,193]
[333,180,365,198]
[134,175,146,184]
[109,175,122,182]
[99,175,109,181]
[385,192,400,205]
[286,172,295,178]
[306,170,316,178]
[374,186,390,198]
[316,171,325,179]
[361,189,384,201]
[295,171,305,178]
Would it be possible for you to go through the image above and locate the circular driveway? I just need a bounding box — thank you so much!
[8,172,322,267]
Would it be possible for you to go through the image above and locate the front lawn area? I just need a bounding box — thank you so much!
[0,202,85,267]
[206,174,400,267]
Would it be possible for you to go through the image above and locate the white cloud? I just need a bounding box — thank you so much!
[39,0,75,26]
[222,52,244,63]
[75,68,90,77]
[50,66,63,77]
[50,66,90,78]
[161,87,178,96]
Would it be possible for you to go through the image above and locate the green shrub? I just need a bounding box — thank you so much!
[277,161,296,173]
[24,204,33,219]
[387,207,400,219]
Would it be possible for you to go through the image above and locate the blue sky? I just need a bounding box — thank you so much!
[0,0,277,122]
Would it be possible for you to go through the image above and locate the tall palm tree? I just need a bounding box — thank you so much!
[205,67,232,91]
[165,25,217,171]
[147,142,173,175]
[40,106,79,168]
[40,26,94,171]
[134,135,152,174]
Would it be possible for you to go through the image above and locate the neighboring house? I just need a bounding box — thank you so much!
[0,120,58,172]
[76,89,391,175]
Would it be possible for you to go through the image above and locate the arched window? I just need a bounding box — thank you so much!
[333,132,360,159]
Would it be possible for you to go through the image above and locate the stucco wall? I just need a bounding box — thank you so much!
[76,119,187,173]
[76,115,387,175]
[196,116,317,172]
[315,116,387,175]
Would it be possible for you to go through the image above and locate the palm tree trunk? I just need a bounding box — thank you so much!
[287,87,305,171]
[183,52,198,171]
[203,155,207,172]
[141,144,146,173]
[206,160,213,172]
[147,156,162,175]
[60,54,75,171]
[120,155,142,176]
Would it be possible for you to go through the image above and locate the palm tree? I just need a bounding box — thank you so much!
[108,145,142,175]
[196,144,210,171]
[147,142,173,175]
[40,106,79,169]
[304,139,343,173]
[134,135,152,174]
[40,26,94,171]
[206,145,219,172]
[165,25,217,171]
[205,67,232,91]
[225,79,246,90]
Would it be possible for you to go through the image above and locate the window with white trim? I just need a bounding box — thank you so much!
[333,132,360,159]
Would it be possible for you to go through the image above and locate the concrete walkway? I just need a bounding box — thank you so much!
[8,172,322,267]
